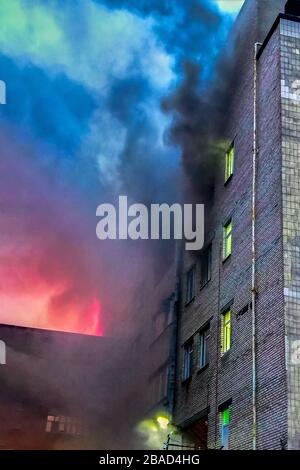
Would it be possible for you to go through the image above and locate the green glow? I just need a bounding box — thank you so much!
[156,416,170,430]
[222,408,230,425]
[137,412,175,449]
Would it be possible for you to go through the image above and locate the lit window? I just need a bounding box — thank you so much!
[186,266,195,303]
[183,341,193,381]
[45,415,82,435]
[225,144,234,182]
[221,407,230,449]
[221,310,231,355]
[200,244,212,288]
[199,326,210,369]
[223,220,232,260]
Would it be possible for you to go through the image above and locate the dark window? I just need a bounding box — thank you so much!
[186,267,195,303]
[183,341,193,381]
[199,325,210,369]
[200,245,212,288]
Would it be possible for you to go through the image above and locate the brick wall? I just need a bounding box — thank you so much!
[173,0,290,450]
[280,17,300,449]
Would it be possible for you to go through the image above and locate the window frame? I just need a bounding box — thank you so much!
[225,142,234,183]
[200,244,212,289]
[182,340,193,382]
[221,309,231,355]
[221,407,230,449]
[223,219,232,260]
[199,325,210,370]
[186,265,195,304]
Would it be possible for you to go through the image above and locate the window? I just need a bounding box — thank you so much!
[221,310,231,355]
[154,312,167,338]
[199,325,210,369]
[45,415,82,435]
[221,407,230,449]
[225,143,234,182]
[186,266,195,303]
[200,244,212,288]
[223,219,232,260]
[183,341,193,381]
[151,368,168,404]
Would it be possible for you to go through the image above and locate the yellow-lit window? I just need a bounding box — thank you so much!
[223,220,232,259]
[221,310,231,354]
[225,144,234,182]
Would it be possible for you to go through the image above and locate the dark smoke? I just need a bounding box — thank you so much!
[0,0,239,450]
[162,42,241,202]
[97,0,233,204]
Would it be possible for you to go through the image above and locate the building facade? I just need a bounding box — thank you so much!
[132,257,180,449]
[173,0,300,450]
[0,324,125,449]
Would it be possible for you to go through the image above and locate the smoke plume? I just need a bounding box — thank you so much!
[0,0,239,449]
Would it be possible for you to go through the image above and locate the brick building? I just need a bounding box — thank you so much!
[0,324,126,449]
[173,0,300,450]
[146,262,178,418]
[129,257,179,448]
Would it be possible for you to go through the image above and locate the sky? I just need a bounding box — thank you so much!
[0,0,241,335]
[216,0,244,13]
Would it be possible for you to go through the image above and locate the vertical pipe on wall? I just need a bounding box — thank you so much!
[252,41,262,451]
[214,241,223,448]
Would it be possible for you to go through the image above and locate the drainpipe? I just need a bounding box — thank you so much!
[168,240,183,416]
[252,42,262,451]
[214,241,222,448]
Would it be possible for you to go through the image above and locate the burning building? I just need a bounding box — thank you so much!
[124,255,179,449]
[172,0,300,451]
[0,323,126,449]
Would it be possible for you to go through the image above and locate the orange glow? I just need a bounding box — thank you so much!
[0,131,103,337]
[0,292,102,336]
[0,242,103,336]
[83,298,102,336]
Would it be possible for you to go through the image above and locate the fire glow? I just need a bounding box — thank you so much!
[0,131,103,336]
